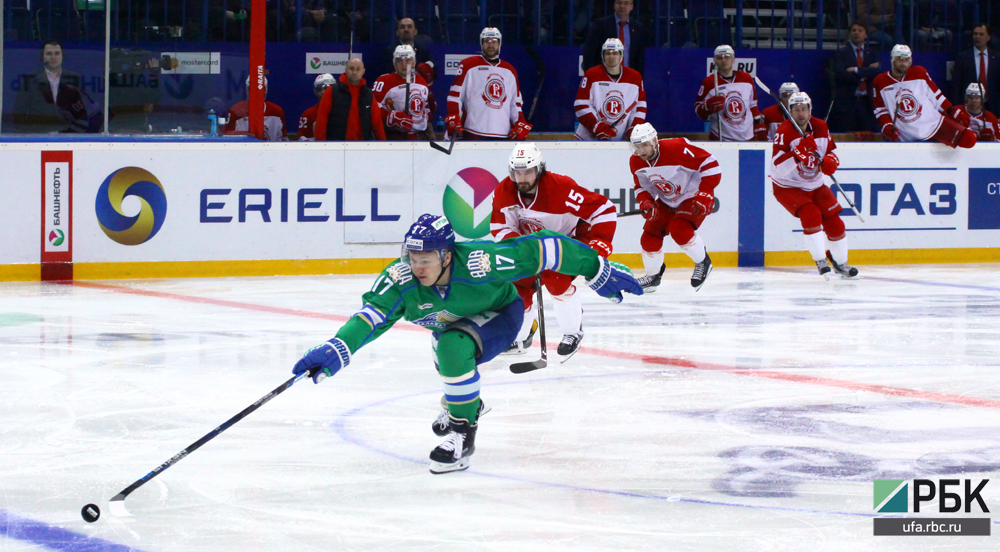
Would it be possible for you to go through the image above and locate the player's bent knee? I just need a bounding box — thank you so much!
[797,203,823,229]
[667,219,695,246]
[823,214,845,237]
[640,232,665,253]
[436,330,477,377]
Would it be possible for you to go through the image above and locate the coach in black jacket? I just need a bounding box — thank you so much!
[829,22,881,132]
[951,24,1000,117]
[583,0,648,75]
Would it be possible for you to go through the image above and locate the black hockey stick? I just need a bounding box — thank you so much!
[525,46,546,122]
[429,132,456,155]
[754,76,866,223]
[107,366,320,516]
[510,276,547,374]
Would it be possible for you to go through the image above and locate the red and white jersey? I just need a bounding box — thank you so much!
[225,100,288,141]
[491,171,617,246]
[951,106,1000,141]
[373,72,431,133]
[573,65,646,141]
[448,56,524,138]
[297,103,319,141]
[694,71,761,141]
[761,104,788,142]
[629,138,722,208]
[771,117,838,191]
[872,66,951,142]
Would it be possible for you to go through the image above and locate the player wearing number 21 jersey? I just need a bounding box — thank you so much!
[491,143,617,360]
[291,215,641,474]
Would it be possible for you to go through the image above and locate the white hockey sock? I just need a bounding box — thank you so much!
[552,285,583,337]
[515,301,537,343]
[680,234,707,264]
[642,250,665,276]
[804,231,827,261]
[828,235,849,265]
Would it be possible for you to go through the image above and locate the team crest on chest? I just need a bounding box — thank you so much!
[722,90,748,124]
[413,310,461,329]
[650,176,680,199]
[467,249,492,278]
[482,74,508,109]
[519,217,544,234]
[601,92,625,120]
[895,91,923,123]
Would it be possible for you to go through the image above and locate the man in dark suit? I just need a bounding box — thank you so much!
[380,18,433,77]
[829,21,881,132]
[583,0,648,76]
[952,24,1000,118]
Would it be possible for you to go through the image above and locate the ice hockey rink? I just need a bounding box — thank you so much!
[1,264,999,551]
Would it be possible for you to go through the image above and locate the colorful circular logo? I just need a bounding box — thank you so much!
[442,167,500,239]
[95,167,167,246]
[48,229,65,246]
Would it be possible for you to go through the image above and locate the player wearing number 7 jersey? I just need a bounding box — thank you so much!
[491,143,618,360]
[292,214,642,474]
[629,123,720,292]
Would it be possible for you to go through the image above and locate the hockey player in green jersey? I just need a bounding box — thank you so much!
[293,213,642,474]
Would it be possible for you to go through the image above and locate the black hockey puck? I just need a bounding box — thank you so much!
[81,503,100,523]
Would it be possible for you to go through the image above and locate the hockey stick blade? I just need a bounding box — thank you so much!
[429,133,456,155]
[509,358,548,374]
[107,368,317,513]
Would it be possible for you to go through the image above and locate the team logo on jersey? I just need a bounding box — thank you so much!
[387,262,413,285]
[409,95,424,116]
[467,249,492,278]
[519,217,545,235]
[443,167,501,239]
[650,177,680,200]
[722,91,748,125]
[895,91,923,124]
[601,92,625,121]
[413,310,461,329]
[482,74,508,109]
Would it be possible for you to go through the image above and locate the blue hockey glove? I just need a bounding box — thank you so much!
[293,338,351,384]
[586,257,644,303]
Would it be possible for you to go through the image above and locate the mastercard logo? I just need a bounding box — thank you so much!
[95,167,167,246]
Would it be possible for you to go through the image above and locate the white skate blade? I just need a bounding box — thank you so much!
[642,285,658,293]
[429,457,470,474]
[559,348,581,364]
[108,498,132,517]
[499,345,527,356]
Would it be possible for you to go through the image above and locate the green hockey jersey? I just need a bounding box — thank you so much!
[334,230,604,354]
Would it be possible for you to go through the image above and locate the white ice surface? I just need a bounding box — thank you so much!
[1,265,999,551]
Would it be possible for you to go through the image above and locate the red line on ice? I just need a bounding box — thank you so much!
[69,280,1000,410]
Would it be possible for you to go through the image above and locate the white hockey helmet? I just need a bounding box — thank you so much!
[481,27,502,56]
[788,91,812,110]
[966,82,984,98]
[393,44,416,61]
[629,122,658,154]
[246,75,268,93]
[714,44,735,58]
[509,143,543,178]
[602,38,625,60]
[779,82,800,98]
[314,73,335,90]
[890,44,912,59]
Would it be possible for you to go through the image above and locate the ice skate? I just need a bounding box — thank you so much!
[500,319,537,355]
[637,263,666,293]
[432,399,490,436]
[557,331,584,363]
[691,254,712,291]
[815,259,831,280]
[827,253,859,279]
[429,418,477,474]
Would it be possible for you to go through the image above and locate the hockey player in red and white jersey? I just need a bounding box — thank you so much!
[491,143,617,359]
[373,45,436,141]
[226,77,289,141]
[761,82,797,142]
[695,45,767,142]
[297,73,334,141]
[628,123,720,292]
[872,44,976,148]
[948,83,999,143]
[771,92,858,280]
[574,38,647,141]
[446,27,531,141]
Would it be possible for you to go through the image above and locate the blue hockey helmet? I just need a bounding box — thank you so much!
[401,214,455,265]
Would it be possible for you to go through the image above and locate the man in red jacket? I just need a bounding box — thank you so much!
[315,58,386,141]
